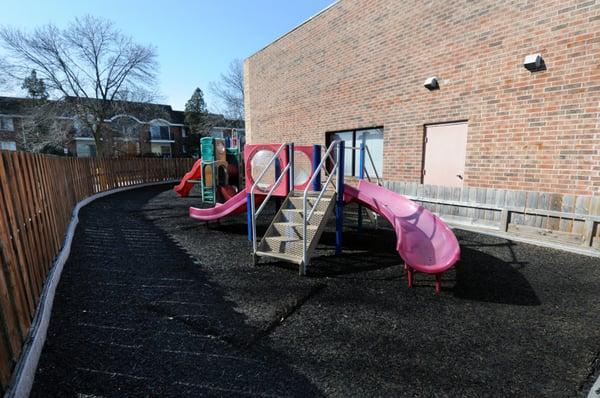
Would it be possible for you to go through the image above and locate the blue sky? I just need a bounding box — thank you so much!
[0,0,334,112]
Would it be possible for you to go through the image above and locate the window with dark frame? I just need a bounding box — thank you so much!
[149,124,170,140]
[72,118,93,137]
[325,127,384,178]
[0,117,14,132]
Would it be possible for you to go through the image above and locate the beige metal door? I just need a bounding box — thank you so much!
[423,122,468,187]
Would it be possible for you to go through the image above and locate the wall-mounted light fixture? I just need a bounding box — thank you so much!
[424,76,439,90]
[523,53,545,72]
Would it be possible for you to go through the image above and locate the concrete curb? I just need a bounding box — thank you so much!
[5,180,177,398]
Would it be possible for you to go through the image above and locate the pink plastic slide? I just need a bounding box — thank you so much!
[344,180,460,293]
[174,159,202,197]
[189,188,265,221]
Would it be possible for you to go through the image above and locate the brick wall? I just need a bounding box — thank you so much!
[244,0,600,195]
[170,126,184,156]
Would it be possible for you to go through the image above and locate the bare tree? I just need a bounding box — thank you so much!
[18,100,69,153]
[0,56,10,91]
[209,59,244,121]
[0,15,159,157]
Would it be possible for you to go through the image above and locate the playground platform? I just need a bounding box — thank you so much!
[31,185,600,397]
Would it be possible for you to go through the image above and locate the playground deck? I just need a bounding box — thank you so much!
[31,185,600,397]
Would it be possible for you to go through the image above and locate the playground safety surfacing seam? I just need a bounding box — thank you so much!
[31,185,600,397]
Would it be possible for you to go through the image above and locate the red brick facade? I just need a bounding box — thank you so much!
[244,0,600,195]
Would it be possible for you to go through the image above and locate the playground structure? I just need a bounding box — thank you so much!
[174,135,243,201]
[189,141,461,293]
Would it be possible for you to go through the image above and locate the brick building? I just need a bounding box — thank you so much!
[244,0,600,196]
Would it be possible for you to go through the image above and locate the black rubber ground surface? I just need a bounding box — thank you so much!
[31,185,600,397]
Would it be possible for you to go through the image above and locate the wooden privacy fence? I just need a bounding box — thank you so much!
[0,151,193,393]
[385,181,600,252]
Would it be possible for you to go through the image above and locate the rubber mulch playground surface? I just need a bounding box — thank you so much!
[31,184,600,397]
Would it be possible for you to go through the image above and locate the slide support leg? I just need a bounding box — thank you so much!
[357,143,365,233]
[406,265,413,289]
[435,273,442,295]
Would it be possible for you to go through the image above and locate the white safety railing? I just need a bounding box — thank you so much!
[250,143,290,254]
[302,140,340,266]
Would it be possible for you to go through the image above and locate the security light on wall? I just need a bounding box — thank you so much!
[523,53,545,72]
[424,76,439,90]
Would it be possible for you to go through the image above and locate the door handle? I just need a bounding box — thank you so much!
[456,174,463,180]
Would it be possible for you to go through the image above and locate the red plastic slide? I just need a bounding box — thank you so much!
[174,159,202,197]
[189,188,265,221]
[344,180,460,293]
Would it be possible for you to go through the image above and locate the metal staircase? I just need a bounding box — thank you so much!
[255,191,336,272]
[250,141,341,275]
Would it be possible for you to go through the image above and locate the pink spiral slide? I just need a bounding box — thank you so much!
[344,180,460,293]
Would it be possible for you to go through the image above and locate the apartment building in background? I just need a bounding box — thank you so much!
[0,96,242,157]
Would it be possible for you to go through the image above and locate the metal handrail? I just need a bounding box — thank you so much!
[302,140,339,265]
[255,163,290,216]
[365,145,382,186]
[324,152,338,190]
[250,143,288,254]
[307,167,336,223]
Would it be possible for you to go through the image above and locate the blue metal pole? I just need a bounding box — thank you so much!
[312,144,321,191]
[357,143,365,233]
[274,155,282,209]
[335,140,345,255]
[288,143,294,193]
[246,192,253,241]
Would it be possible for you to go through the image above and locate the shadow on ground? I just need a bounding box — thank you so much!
[453,245,540,306]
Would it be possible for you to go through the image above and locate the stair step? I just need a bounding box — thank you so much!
[265,236,301,243]
[279,209,326,224]
[273,221,317,229]
[271,222,318,240]
[255,250,303,264]
[287,196,333,209]
[280,209,325,216]
[290,190,335,197]
[259,236,304,255]
[254,191,337,271]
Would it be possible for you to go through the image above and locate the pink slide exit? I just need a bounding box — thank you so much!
[189,188,264,221]
[174,159,202,197]
[344,180,460,293]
